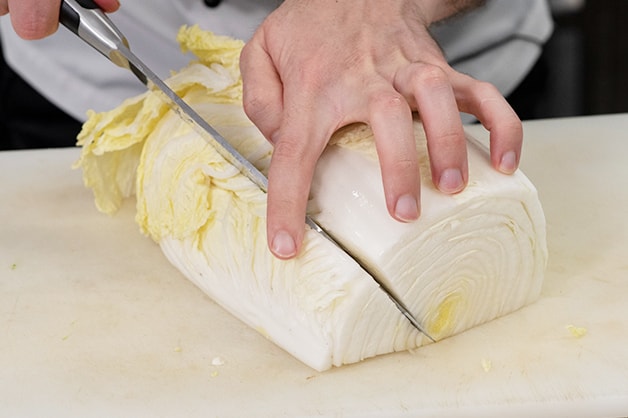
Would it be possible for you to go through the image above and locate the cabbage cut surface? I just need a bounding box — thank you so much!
[75,26,547,371]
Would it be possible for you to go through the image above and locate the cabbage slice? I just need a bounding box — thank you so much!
[75,26,547,371]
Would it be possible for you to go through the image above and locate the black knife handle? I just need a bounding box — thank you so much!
[75,0,99,8]
[60,0,97,34]
[59,0,130,69]
[59,2,79,34]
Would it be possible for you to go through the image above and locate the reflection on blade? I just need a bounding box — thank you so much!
[118,45,269,193]
[307,218,436,343]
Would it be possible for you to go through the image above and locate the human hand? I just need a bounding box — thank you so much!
[0,0,119,39]
[240,0,522,260]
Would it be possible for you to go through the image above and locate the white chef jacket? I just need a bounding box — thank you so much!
[0,0,552,122]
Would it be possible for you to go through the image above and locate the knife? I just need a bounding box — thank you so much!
[59,0,435,342]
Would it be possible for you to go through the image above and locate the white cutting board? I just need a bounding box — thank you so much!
[1,114,627,417]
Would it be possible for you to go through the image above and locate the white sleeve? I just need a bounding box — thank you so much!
[431,0,554,97]
[1,0,552,123]
[0,0,276,122]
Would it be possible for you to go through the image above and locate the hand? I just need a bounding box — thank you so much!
[240,0,522,260]
[0,0,119,39]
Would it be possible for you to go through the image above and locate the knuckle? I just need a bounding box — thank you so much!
[242,90,266,120]
[239,41,252,60]
[368,90,406,112]
[267,192,297,216]
[413,63,450,89]
[472,79,493,91]
[502,118,524,143]
[367,90,408,115]
[473,80,501,98]
[441,130,466,145]
[426,128,466,154]
[393,155,417,173]
[284,55,332,93]
[271,137,308,163]
[503,112,523,131]
[242,90,281,143]
[239,41,261,72]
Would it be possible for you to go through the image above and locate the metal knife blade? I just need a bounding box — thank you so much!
[59,0,435,342]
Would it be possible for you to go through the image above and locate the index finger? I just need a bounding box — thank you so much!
[7,0,120,40]
[8,0,61,39]
[265,104,333,259]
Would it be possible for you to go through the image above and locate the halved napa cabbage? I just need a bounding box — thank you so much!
[75,26,547,371]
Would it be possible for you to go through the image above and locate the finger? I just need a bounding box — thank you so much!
[369,88,421,222]
[265,98,334,259]
[453,74,523,174]
[8,0,119,40]
[395,63,467,194]
[9,0,61,39]
[95,0,120,13]
[240,37,284,144]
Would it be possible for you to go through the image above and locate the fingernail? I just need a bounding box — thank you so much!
[499,151,517,174]
[271,230,297,259]
[395,194,419,222]
[439,168,464,193]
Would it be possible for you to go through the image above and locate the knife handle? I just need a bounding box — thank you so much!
[60,0,98,35]
[59,0,130,68]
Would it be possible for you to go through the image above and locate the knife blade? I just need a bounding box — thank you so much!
[59,0,435,342]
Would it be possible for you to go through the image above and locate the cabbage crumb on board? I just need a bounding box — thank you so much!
[74,26,547,372]
[566,324,587,338]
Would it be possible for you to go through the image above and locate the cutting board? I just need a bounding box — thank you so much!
[1,114,627,417]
